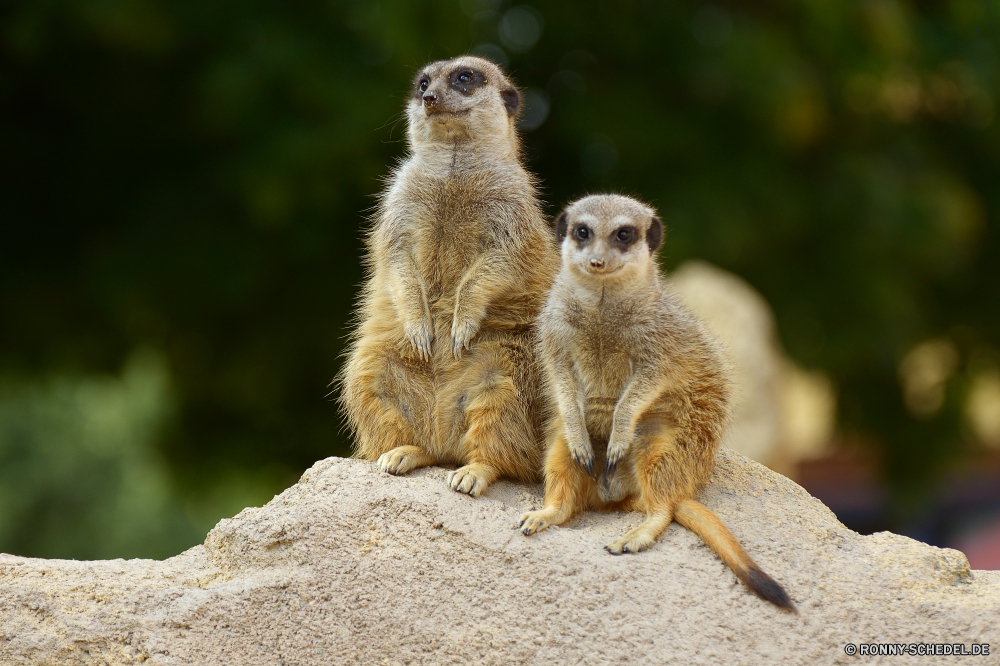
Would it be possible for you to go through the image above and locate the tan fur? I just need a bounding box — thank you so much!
[520,194,794,610]
[338,56,559,497]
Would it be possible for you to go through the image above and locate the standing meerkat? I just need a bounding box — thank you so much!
[519,194,794,610]
[339,56,559,497]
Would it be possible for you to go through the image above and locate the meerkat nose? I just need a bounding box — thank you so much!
[422,92,439,108]
[589,256,606,271]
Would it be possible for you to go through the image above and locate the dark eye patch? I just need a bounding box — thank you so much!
[449,68,486,95]
[573,225,591,245]
[612,226,638,251]
[412,71,431,99]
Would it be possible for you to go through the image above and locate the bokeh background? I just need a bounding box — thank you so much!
[2,0,999,565]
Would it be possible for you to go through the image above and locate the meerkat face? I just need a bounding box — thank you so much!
[407,56,521,144]
[554,194,663,286]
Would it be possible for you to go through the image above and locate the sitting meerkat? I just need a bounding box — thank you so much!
[519,194,794,610]
[339,56,558,497]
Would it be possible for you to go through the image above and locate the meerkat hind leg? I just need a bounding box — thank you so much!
[344,340,434,462]
[520,434,590,535]
[604,427,684,554]
[446,346,536,498]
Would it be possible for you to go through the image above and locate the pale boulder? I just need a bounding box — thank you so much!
[1,452,996,665]
[668,260,837,475]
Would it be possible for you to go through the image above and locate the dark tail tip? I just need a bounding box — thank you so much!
[745,565,796,612]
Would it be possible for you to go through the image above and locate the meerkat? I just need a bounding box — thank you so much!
[519,194,794,611]
[338,56,559,497]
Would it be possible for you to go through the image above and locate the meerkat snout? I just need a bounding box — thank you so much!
[422,92,439,108]
[588,256,606,271]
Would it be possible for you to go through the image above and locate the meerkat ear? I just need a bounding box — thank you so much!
[501,88,521,117]
[555,211,569,242]
[646,217,663,254]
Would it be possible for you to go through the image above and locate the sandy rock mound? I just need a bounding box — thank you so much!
[1,450,997,665]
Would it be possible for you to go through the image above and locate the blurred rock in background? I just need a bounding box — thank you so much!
[669,260,1000,569]
[668,260,836,477]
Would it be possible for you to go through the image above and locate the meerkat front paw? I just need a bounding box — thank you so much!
[446,464,492,497]
[402,318,434,362]
[603,527,656,555]
[567,438,595,477]
[518,509,555,536]
[604,434,630,479]
[449,317,480,359]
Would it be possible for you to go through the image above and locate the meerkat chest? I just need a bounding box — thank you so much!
[576,349,632,439]
[409,176,498,291]
[562,305,640,429]
[435,180,488,249]
[581,349,632,433]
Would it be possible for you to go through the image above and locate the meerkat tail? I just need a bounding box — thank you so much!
[673,499,795,612]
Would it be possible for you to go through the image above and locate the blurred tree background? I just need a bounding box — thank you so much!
[1,0,997,560]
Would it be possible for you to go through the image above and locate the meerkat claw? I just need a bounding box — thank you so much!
[377,449,410,475]
[452,334,470,359]
[449,320,478,360]
[518,511,550,536]
[447,466,490,497]
[403,320,434,362]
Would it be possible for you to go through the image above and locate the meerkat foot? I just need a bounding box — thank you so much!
[376,445,435,476]
[518,508,560,536]
[604,512,671,554]
[604,529,656,555]
[446,464,495,497]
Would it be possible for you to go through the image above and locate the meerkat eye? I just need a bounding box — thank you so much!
[574,226,590,240]
[616,227,634,242]
[419,79,429,92]
[458,71,473,84]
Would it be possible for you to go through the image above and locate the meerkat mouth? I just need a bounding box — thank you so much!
[584,265,621,277]
[426,108,472,119]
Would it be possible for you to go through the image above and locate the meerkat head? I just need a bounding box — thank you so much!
[406,55,521,153]
[554,194,663,287]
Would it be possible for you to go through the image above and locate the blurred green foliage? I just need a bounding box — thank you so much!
[1,0,997,559]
